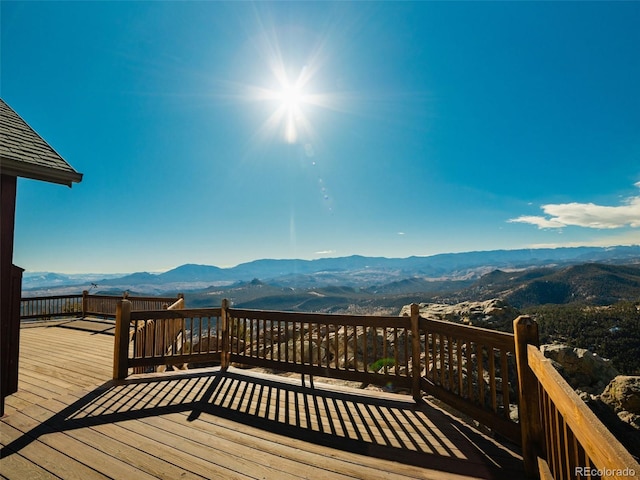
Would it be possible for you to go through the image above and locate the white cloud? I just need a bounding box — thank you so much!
[509,185,640,229]
[315,250,335,255]
[508,215,566,229]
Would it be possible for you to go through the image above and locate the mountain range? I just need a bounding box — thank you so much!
[192,262,640,311]
[22,246,640,311]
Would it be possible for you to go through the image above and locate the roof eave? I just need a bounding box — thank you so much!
[0,157,83,187]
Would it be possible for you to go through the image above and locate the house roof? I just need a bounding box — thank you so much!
[0,98,83,187]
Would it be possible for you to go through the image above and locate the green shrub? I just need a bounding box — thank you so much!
[369,357,395,372]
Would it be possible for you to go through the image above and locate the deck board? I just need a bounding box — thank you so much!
[1,420,111,480]
[1,323,524,479]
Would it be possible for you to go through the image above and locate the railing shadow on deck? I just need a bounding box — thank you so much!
[0,367,523,479]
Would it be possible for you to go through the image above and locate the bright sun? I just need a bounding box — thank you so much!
[278,82,303,110]
[241,20,337,146]
[276,78,308,143]
[248,71,312,145]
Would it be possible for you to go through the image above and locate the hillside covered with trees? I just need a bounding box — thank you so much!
[524,301,640,375]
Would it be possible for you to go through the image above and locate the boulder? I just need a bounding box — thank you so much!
[600,376,640,429]
[540,344,619,394]
[400,299,519,328]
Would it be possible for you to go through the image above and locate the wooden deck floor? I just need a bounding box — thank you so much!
[1,321,524,479]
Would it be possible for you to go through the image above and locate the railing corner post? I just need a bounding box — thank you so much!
[113,299,131,380]
[221,298,230,371]
[514,315,542,479]
[410,303,422,402]
[82,290,88,318]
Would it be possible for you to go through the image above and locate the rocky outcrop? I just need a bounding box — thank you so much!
[600,376,640,430]
[539,345,639,456]
[540,344,619,395]
[400,299,520,329]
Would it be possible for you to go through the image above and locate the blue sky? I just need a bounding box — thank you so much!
[2,1,639,274]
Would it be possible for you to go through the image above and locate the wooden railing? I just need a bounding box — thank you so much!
[20,293,83,320]
[84,293,180,318]
[21,291,180,321]
[114,300,521,445]
[114,302,640,478]
[131,295,187,374]
[228,306,415,390]
[115,303,224,379]
[419,315,520,444]
[515,317,640,480]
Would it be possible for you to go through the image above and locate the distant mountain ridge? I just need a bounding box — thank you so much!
[451,262,640,307]
[22,245,640,294]
[188,262,640,313]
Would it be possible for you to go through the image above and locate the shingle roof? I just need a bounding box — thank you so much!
[0,98,82,187]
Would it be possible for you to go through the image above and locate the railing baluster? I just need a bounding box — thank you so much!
[438,333,445,386]
[402,326,408,374]
[552,399,561,479]
[465,340,473,401]
[371,326,378,371]
[489,347,497,412]
[301,321,306,365]
[362,325,368,372]
[317,323,322,368]
[432,334,439,384]
[308,321,313,366]
[187,317,192,357]
[382,327,388,375]
[562,419,573,480]
[199,315,204,354]
[263,317,267,360]
[393,326,399,376]
[327,324,332,369]
[447,334,453,390]
[343,325,348,369]
[456,338,463,395]
[477,344,485,407]
[501,349,509,419]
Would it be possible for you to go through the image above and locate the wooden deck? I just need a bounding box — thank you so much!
[1,321,524,479]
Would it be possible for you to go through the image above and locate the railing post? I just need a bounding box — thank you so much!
[82,290,88,318]
[410,303,422,402]
[221,298,230,371]
[113,299,131,380]
[514,315,543,479]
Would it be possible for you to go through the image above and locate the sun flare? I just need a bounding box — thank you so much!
[238,13,345,147]
[278,82,304,110]
[273,75,309,143]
